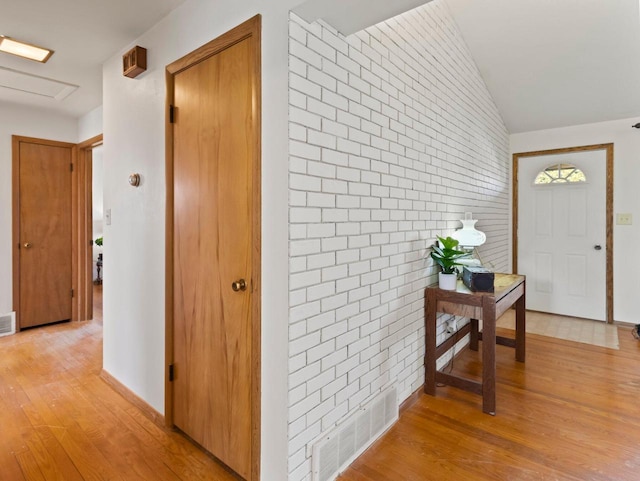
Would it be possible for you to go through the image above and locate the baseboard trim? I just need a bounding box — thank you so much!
[100,369,166,429]
[400,385,424,415]
[614,320,635,327]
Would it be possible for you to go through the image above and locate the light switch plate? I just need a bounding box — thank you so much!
[616,213,632,225]
[105,208,112,226]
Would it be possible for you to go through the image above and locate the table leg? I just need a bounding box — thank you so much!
[515,281,526,362]
[424,288,438,396]
[470,318,479,351]
[482,296,496,415]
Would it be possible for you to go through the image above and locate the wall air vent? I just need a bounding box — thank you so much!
[312,386,398,481]
[0,312,16,337]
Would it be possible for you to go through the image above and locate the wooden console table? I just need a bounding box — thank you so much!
[424,273,526,415]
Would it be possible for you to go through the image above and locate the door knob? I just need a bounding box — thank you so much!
[23,243,32,249]
[594,245,602,251]
[231,279,247,292]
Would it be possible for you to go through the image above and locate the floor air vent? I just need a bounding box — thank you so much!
[312,386,398,481]
[0,312,16,337]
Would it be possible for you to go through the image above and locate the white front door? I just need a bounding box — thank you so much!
[518,149,607,321]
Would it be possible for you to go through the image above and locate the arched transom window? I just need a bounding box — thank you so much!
[534,163,586,184]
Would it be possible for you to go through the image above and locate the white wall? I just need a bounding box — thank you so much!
[92,146,104,233]
[0,101,78,316]
[511,117,640,322]
[101,1,295,479]
[78,105,103,142]
[287,1,510,479]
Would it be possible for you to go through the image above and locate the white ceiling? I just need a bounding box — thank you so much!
[293,0,432,36]
[0,0,186,118]
[445,0,640,133]
[3,0,640,132]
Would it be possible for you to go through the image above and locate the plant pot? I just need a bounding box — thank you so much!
[438,272,457,290]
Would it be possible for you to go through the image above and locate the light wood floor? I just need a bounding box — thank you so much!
[340,325,640,481]
[0,286,240,481]
[4,296,640,481]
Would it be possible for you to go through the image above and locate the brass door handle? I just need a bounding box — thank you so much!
[23,243,32,249]
[231,279,247,292]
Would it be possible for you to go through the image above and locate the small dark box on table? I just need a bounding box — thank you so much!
[462,266,494,292]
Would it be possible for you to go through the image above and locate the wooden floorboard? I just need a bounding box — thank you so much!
[340,326,640,481]
[4,287,640,481]
[0,287,240,481]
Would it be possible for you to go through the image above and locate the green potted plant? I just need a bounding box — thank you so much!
[430,235,469,290]
[95,237,103,262]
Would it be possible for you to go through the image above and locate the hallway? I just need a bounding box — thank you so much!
[0,298,240,481]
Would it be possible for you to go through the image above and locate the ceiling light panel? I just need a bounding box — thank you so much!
[0,36,53,63]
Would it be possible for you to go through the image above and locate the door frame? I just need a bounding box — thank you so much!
[512,143,614,323]
[12,134,103,329]
[12,136,77,329]
[76,134,104,322]
[164,15,262,480]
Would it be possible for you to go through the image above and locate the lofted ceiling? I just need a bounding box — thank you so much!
[292,0,432,36]
[2,0,640,133]
[0,0,186,118]
[445,0,640,133]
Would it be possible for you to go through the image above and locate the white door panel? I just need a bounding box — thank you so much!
[518,150,606,321]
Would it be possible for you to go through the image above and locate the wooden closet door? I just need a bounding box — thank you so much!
[15,138,73,329]
[171,32,257,480]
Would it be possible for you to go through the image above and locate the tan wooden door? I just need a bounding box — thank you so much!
[171,25,258,480]
[14,138,73,329]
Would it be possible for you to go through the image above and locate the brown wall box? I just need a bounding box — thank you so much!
[123,46,147,78]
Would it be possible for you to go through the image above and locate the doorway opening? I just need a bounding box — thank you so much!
[91,144,104,323]
[76,134,104,323]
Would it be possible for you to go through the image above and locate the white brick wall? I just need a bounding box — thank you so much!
[288,1,510,479]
